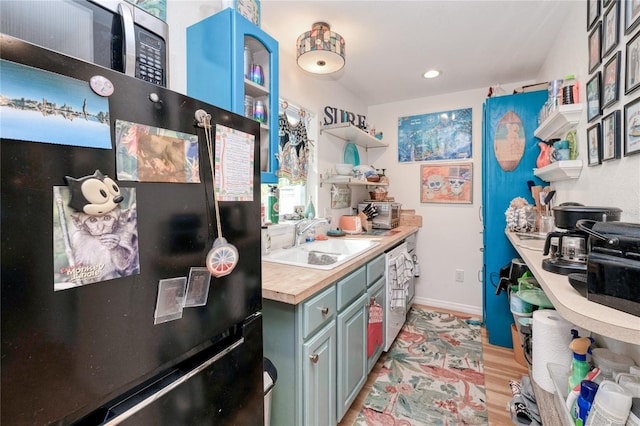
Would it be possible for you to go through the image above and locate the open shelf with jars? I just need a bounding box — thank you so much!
[534,104,582,141]
[533,103,583,182]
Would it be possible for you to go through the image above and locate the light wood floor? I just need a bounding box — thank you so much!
[338,305,529,426]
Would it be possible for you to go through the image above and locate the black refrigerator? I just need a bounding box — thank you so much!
[1,35,264,425]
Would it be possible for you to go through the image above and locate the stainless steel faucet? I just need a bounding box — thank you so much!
[293,217,331,246]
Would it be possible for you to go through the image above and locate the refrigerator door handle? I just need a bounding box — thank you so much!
[103,337,245,425]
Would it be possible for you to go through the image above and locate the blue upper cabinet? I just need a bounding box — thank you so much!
[187,8,279,183]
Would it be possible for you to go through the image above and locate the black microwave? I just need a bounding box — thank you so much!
[0,0,169,87]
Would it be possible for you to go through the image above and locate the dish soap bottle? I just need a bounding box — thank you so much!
[304,196,315,219]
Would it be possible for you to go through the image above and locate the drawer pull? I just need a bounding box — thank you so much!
[320,307,329,315]
[309,354,319,363]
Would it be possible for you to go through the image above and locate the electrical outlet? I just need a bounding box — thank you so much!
[455,269,464,283]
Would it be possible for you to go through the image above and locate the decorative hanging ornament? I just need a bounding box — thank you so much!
[195,109,239,278]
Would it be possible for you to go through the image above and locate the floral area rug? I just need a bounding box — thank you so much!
[354,307,488,425]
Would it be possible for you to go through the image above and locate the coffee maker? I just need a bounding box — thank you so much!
[542,205,622,275]
[542,230,589,274]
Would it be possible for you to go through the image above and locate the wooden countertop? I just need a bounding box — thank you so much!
[262,226,419,305]
[506,231,640,345]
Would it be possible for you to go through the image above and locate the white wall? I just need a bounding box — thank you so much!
[536,1,640,361]
[367,82,529,315]
[536,1,640,221]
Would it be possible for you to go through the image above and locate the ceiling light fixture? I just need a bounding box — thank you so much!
[423,69,440,79]
[296,22,345,75]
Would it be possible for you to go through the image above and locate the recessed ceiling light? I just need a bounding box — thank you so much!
[423,70,440,79]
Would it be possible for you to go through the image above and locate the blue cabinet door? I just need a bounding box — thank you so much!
[303,321,336,426]
[187,8,279,183]
[337,293,367,422]
[482,90,547,347]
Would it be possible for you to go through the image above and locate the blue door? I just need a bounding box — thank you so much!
[482,90,547,347]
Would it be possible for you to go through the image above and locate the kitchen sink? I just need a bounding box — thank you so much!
[515,232,547,241]
[262,238,380,270]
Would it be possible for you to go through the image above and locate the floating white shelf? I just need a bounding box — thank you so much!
[534,104,583,141]
[534,160,583,182]
[321,123,388,149]
[319,177,389,187]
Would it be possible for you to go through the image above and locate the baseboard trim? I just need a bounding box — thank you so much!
[413,296,483,317]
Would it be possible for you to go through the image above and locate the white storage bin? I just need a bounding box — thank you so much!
[547,362,575,426]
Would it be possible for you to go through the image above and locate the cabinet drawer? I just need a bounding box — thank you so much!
[366,254,385,287]
[302,286,337,339]
[337,266,366,311]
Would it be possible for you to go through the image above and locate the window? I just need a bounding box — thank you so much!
[261,99,316,220]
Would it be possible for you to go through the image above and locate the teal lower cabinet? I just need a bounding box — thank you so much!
[264,261,387,426]
[303,321,336,425]
[336,293,367,422]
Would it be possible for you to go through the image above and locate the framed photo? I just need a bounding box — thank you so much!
[625,30,640,94]
[587,123,602,166]
[602,1,619,57]
[420,162,473,204]
[589,22,602,73]
[602,51,621,108]
[587,72,602,122]
[588,0,601,30]
[623,97,640,156]
[625,0,640,34]
[601,110,621,161]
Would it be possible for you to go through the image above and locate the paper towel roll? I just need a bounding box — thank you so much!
[532,309,578,393]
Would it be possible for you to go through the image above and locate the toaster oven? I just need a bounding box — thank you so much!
[358,202,401,229]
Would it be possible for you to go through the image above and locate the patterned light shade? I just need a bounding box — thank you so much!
[296,22,345,74]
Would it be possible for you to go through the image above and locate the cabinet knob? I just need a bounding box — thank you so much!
[309,354,319,363]
[321,307,329,315]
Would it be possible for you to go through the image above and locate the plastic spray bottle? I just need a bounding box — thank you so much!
[568,335,592,393]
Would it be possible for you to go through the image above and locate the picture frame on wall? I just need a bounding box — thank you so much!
[601,110,621,161]
[625,30,640,94]
[602,1,619,57]
[587,72,602,122]
[588,0,600,30]
[587,123,602,166]
[420,162,473,204]
[589,22,602,73]
[623,97,640,156]
[625,0,640,34]
[603,51,621,108]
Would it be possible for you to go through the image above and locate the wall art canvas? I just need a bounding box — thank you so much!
[420,162,473,204]
[53,187,139,291]
[624,97,640,156]
[0,59,111,149]
[493,110,526,172]
[115,119,200,183]
[398,108,472,162]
